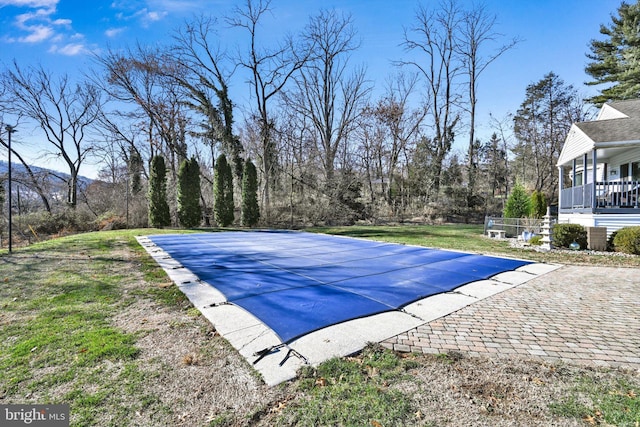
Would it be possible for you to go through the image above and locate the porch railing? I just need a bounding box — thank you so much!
[560,181,640,210]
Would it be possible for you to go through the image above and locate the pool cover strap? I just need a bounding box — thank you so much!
[253,344,308,366]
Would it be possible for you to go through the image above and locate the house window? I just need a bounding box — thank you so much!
[633,162,640,181]
[621,163,630,181]
[575,172,583,186]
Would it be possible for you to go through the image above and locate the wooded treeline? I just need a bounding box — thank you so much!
[2,0,624,234]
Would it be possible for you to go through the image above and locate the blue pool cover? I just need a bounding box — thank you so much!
[148,231,531,343]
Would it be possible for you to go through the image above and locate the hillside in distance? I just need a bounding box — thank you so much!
[0,160,93,186]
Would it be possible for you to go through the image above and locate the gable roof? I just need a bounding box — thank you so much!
[557,99,640,166]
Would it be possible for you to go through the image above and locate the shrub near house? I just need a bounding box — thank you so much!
[611,226,640,255]
[552,224,587,249]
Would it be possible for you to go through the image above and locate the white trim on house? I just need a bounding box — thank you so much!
[597,103,629,120]
[557,124,594,166]
[558,212,640,237]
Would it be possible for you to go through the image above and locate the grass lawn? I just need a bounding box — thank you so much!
[310,223,640,267]
[1,226,638,426]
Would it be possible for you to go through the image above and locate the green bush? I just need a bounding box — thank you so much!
[528,234,543,246]
[33,210,96,235]
[611,226,640,255]
[552,224,587,249]
[530,190,547,218]
[607,230,618,251]
[503,182,531,218]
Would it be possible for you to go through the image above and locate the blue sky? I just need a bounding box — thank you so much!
[0,0,623,177]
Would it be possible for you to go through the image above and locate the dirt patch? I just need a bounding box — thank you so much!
[111,260,282,426]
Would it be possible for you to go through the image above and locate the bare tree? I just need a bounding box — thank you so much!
[94,46,188,177]
[456,2,519,200]
[171,15,243,177]
[285,9,370,187]
[400,0,462,199]
[0,122,53,213]
[2,63,101,208]
[228,0,310,219]
[373,72,426,210]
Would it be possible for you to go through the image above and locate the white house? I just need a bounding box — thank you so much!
[557,99,640,235]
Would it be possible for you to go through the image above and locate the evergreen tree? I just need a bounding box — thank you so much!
[148,155,171,227]
[129,148,143,195]
[512,72,583,201]
[213,154,234,227]
[241,158,260,227]
[177,157,202,228]
[586,1,640,104]
[530,190,547,219]
[503,182,531,218]
[481,133,508,198]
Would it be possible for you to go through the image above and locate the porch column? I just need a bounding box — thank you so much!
[558,166,564,209]
[583,153,588,208]
[592,149,598,209]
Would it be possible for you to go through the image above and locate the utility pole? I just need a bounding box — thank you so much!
[4,125,16,253]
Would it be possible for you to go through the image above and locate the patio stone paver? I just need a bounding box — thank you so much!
[382,265,640,370]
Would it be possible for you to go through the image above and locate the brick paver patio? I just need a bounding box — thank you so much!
[382,265,640,369]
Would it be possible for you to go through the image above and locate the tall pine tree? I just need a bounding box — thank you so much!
[148,155,171,227]
[512,72,583,201]
[177,157,202,228]
[241,158,260,227]
[213,154,234,227]
[586,1,640,104]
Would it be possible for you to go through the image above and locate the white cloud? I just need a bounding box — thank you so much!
[105,27,126,38]
[49,42,87,56]
[2,0,92,56]
[0,0,57,7]
[51,18,72,27]
[134,8,168,27]
[146,10,165,21]
[18,24,53,43]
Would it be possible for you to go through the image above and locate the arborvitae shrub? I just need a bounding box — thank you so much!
[177,157,202,228]
[213,154,234,227]
[530,190,547,218]
[148,155,171,227]
[241,159,260,227]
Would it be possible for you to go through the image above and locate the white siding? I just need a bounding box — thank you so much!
[610,147,640,167]
[557,125,594,166]
[597,104,628,120]
[607,148,640,181]
[558,212,640,237]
